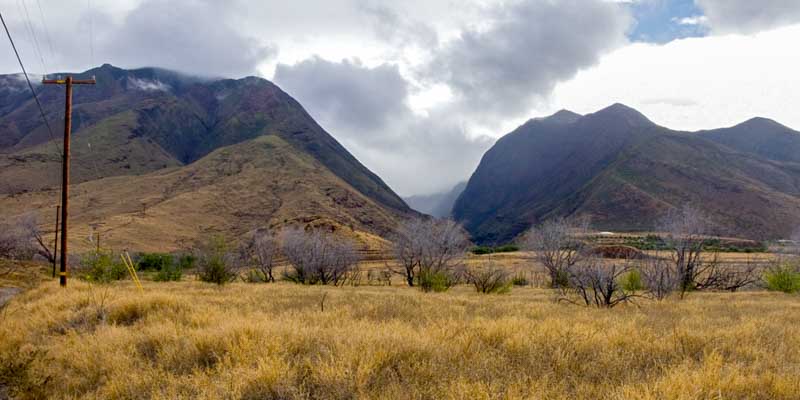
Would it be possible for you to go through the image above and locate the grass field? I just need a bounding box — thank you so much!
[1,276,799,399]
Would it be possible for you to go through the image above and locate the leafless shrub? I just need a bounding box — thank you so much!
[695,259,761,292]
[0,219,36,262]
[639,256,679,300]
[563,259,637,308]
[521,216,590,288]
[281,228,361,286]
[658,206,716,297]
[391,218,471,287]
[464,264,511,294]
[240,229,280,283]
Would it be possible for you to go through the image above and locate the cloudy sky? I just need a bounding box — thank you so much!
[2,0,800,196]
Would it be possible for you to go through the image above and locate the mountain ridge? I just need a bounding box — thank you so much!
[454,104,800,244]
[0,64,414,251]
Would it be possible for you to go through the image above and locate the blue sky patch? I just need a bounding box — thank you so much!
[627,0,709,43]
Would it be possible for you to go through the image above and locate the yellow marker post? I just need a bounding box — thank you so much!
[121,252,144,293]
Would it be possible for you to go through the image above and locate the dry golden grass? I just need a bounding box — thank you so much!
[2,278,799,399]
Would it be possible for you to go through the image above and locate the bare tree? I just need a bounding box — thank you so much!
[564,259,637,308]
[464,263,511,294]
[241,229,280,282]
[658,206,715,297]
[521,216,590,288]
[391,218,471,287]
[20,214,55,263]
[0,219,35,262]
[695,258,761,292]
[639,256,679,300]
[281,228,361,286]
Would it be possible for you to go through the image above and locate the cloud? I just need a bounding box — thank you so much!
[696,0,800,34]
[357,2,438,49]
[274,57,410,134]
[274,56,492,195]
[674,15,709,26]
[101,0,275,77]
[127,77,170,92]
[425,0,631,122]
[543,24,800,132]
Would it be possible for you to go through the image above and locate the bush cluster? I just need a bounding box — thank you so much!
[136,253,173,271]
[80,251,128,283]
[471,245,519,255]
[418,269,458,293]
[764,266,800,294]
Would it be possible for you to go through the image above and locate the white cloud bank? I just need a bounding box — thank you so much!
[540,23,800,132]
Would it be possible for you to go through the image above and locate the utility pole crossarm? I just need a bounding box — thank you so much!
[42,78,96,85]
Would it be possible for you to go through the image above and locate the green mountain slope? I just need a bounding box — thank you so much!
[0,64,409,213]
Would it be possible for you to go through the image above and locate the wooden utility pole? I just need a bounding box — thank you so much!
[52,205,60,278]
[43,76,96,287]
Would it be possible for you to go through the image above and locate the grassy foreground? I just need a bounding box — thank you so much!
[1,282,799,399]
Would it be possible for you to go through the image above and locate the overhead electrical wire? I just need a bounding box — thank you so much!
[34,0,56,67]
[1,11,60,155]
[18,0,48,75]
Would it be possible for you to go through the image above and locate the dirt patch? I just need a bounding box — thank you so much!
[0,287,22,308]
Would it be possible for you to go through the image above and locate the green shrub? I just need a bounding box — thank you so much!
[197,258,237,285]
[494,244,519,253]
[196,236,237,285]
[764,266,800,294]
[620,269,644,292]
[136,253,174,271]
[80,251,128,283]
[153,263,183,282]
[471,245,520,255]
[471,246,494,255]
[178,254,196,269]
[418,269,457,293]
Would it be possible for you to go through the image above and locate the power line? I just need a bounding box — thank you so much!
[1,11,61,154]
[18,0,48,75]
[87,0,94,67]
[34,0,56,65]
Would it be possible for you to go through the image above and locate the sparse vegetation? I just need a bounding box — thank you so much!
[464,264,511,294]
[281,228,360,285]
[1,281,799,399]
[391,218,471,289]
[521,216,590,288]
[240,229,280,283]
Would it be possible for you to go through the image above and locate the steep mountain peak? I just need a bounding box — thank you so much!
[549,109,582,123]
[587,103,654,127]
[736,116,793,132]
